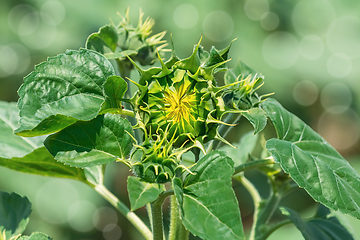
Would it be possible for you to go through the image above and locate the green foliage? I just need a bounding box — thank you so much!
[44,114,135,168]
[0,192,31,239]
[262,98,360,219]
[127,176,165,211]
[0,101,85,180]
[16,49,116,137]
[18,232,52,240]
[173,151,245,240]
[281,205,354,240]
[242,108,267,135]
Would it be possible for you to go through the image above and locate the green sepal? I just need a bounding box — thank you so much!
[242,108,267,134]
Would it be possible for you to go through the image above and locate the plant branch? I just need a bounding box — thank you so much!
[233,174,261,240]
[255,219,292,240]
[93,183,152,240]
[234,158,275,175]
[150,190,173,240]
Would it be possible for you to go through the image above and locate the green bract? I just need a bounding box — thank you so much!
[127,38,268,183]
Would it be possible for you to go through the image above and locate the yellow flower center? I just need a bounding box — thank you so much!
[162,82,197,130]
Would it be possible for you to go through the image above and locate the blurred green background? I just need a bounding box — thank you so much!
[1,0,360,239]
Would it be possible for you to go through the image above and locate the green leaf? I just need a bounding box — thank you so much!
[86,24,118,53]
[0,147,86,180]
[224,59,263,85]
[0,101,44,158]
[16,48,115,137]
[262,98,360,219]
[0,101,85,180]
[242,108,267,134]
[44,113,135,168]
[0,191,31,237]
[220,131,258,167]
[127,176,165,211]
[84,165,104,186]
[281,205,354,240]
[173,151,245,240]
[18,232,52,240]
[101,76,127,110]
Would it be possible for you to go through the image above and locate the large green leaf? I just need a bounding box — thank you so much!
[281,205,354,240]
[242,108,267,134]
[0,101,85,180]
[173,151,245,240]
[0,147,85,180]
[0,101,44,158]
[16,48,115,137]
[127,176,165,211]
[0,192,31,238]
[86,24,118,54]
[220,131,258,167]
[18,232,52,240]
[261,98,360,219]
[44,113,135,168]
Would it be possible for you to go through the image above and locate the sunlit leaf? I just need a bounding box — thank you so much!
[44,113,135,168]
[101,76,127,111]
[0,191,31,238]
[242,108,267,134]
[262,98,360,219]
[16,49,115,137]
[281,205,354,240]
[127,176,165,211]
[173,151,245,240]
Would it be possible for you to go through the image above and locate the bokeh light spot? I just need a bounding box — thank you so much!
[293,80,318,106]
[317,109,360,151]
[68,200,97,232]
[41,0,66,25]
[299,35,324,60]
[292,0,335,37]
[262,31,299,69]
[8,4,38,35]
[35,179,79,224]
[20,22,57,50]
[327,16,360,59]
[202,11,234,42]
[260,12,279,31]
[320,82,352,114]
[0,46,18,76]
[244,0,270,21]
[93,207,118,231]
[173,4,199,29]
[103,224,122,240]
[327,53,352,78]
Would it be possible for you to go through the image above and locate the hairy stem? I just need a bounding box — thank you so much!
[169,196,189,240]
[93,184,152,240]
[151,201,164,240]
